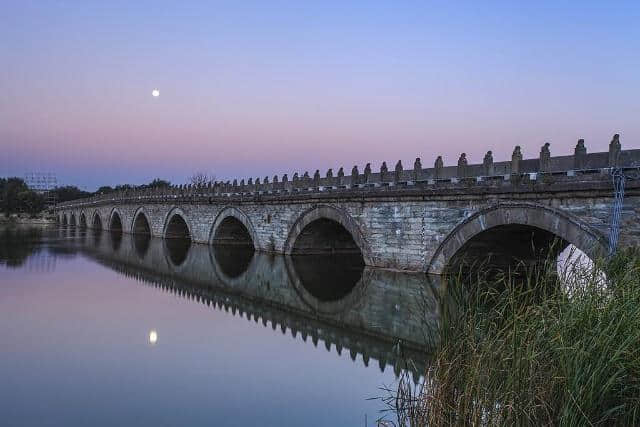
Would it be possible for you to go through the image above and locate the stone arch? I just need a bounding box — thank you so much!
[61,214,68,225]
[107,208,124,252]
[131,207,152,235]
[108,208,124,232]
[427,202,608,274]
[162,208,192,269]
[70,213,77,227]
[91,211,103,230]
[162,207,193,240]
[283,204,372,265]
[79,212,87,228]
[208,206,259,250]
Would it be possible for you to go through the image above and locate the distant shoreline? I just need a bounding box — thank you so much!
[0,214,56,226]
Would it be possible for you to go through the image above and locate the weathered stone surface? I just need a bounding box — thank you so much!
[56,141,640,272]
[56,179,640,273]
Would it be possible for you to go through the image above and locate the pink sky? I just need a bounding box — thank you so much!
[2,1,639,190]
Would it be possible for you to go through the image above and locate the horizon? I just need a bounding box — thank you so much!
[2,1,639,191]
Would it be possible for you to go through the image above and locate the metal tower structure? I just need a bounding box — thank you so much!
[24,172,58,207]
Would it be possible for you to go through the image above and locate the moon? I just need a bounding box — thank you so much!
[152,89,160,97]
[148,330,158,344]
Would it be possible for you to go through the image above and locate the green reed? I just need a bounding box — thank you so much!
[389,248,640,426]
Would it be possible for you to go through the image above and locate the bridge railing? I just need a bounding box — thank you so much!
[57,135,640,208]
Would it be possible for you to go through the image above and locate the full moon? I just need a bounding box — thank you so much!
[152,89,160,97]
[148,330,158,345]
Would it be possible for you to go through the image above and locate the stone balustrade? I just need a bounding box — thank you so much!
[58,135,640,209]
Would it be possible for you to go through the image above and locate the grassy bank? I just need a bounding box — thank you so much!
[388,249,640,426]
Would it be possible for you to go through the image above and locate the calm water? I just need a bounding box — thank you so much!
[0,226,440,427]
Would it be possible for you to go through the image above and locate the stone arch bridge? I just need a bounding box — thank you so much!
[56,137,640,273]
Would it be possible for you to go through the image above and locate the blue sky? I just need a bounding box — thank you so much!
[1,1,639,190]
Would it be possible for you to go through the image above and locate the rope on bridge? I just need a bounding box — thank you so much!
[609,168,626,256]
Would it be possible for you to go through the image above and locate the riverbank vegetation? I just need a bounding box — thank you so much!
[0,178,46,215]
[387,249,640,426]
[0,177,174,217]
[1,174,215,216]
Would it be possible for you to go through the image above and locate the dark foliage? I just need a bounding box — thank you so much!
[0,177,45,215]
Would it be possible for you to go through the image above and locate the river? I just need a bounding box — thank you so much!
[0,225,441,427]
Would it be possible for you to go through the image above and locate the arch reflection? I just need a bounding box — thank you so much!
[290,253,365,302]
[165,237,191,267]
[211,244,254,279]
[69,232,435,379]
[110,229,122,251]
[134,233,151,258]
[109,212,123,251]
[92,228,102,246]
[92,213,103,230]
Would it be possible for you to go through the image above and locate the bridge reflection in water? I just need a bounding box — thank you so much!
[67,228,440,381]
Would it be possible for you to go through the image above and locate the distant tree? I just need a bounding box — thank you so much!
[95,186,115,194]
[114,184,134,192]
[18,190,45,216]
[145,178,171,189]
[0,177,45,216]
[189,172,215,187]
[1,178,30,215]
[0,178,6,213]
[52,186,92,203]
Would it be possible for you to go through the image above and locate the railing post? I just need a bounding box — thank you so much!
[512,146,522,174]
[483,151,494,176]
[434,156,443,179]
[574,139,587,170]
[608,134,621,167]
[457,153,467,178]
[539,143,551,172]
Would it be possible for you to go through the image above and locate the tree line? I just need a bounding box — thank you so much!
[1,172,215,216]
[0,177,172,216]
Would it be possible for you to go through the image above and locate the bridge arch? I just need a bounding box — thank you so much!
[162,207,193,240]
[427,203,608,274]
[61,214,67,225]
[131,207,152,235]
[131,207,152,258]
[107,208,124,252]
[91,211,103,230]
[79,212,87,228]
[209,206,259,249]
[70,213,77,227]
[162,208,192,268]
[283,205,372,265]
[108,208,124,232]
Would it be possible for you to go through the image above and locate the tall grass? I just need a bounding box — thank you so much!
[387,249,640,426]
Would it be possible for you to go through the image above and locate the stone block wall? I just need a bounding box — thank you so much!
[56,183,640,273]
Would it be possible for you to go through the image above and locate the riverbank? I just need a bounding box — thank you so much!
[0,213,56,225]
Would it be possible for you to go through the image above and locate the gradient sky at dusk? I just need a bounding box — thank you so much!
[2,1,639,190]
